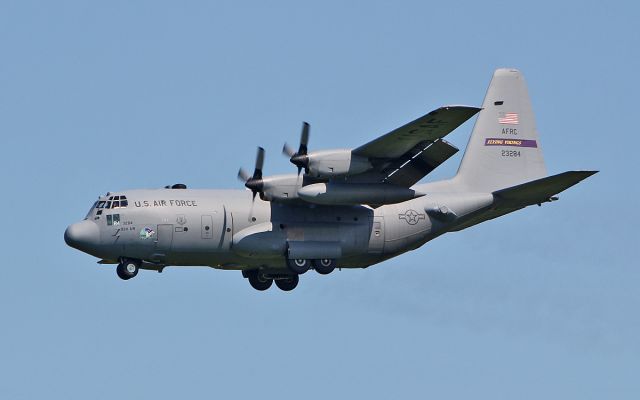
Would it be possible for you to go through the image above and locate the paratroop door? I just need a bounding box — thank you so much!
[201,210,227,247]
[156,224,174,252]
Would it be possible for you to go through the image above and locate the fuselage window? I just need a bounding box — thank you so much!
[107,214,120,226]
[112,200,120,209]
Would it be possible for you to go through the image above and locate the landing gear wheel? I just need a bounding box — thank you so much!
[247,271,273,291]
[313,258,336,275]
[116,259,139,280]
[275,275,299,291]
[286,258,311,274]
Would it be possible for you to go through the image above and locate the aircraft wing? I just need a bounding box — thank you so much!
[352,105,480,159]
[343,138,461,187]
[345,106,479,187]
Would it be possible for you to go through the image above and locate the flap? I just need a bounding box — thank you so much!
[383,139,459,187]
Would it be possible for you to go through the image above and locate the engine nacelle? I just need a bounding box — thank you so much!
[259,174,304,202]
[306,149,372,178]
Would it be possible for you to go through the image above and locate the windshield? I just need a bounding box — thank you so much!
[86,195,129,219]
[84,201,98,219]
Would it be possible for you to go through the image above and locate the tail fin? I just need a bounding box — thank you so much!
[455,68,547,192]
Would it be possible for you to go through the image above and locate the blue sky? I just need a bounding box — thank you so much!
[1,1,638,399]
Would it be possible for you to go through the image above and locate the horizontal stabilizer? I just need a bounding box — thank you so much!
[448,170,597,232]
[493,170,598,207]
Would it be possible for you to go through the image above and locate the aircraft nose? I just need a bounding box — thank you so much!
[64,220,100,252]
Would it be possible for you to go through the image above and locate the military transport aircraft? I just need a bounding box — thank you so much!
[65,69,596,291]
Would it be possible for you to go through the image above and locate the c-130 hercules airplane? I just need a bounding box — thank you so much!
[65,69,596,291]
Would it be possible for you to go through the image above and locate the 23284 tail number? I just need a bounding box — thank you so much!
[501,150,521,157]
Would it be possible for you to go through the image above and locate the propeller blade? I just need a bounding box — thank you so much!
[282,143,296,158]
[298,122,309,155]
[255,146,265,170]
[237,168,251,182]
[253,146,265,179]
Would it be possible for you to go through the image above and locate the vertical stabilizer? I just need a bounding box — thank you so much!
[455,69,547,192]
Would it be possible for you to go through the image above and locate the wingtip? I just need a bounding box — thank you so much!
[441,104,482,111]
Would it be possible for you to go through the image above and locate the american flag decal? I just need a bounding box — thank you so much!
[498,112,519,125]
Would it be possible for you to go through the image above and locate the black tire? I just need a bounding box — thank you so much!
[247,271,273,291]
[286,258,311,274]
[116,264,129,280]
[275,275,299,291]
[116,259,139,280]
[313,258,336,275]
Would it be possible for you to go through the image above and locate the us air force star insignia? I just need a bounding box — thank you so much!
[399,209,425,225]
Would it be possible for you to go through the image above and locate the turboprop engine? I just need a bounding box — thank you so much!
[283,123,372,178]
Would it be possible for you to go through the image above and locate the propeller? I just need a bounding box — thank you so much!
[238,146,265,201]
[283,122,310,175]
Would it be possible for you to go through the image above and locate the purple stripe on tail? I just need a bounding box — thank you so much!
[484,138,538,148]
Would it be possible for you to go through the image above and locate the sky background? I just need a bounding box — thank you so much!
[1,1,639,399]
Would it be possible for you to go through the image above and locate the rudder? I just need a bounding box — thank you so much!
[455,68,547,192]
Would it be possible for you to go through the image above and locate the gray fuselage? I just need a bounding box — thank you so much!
[65,183,488,273]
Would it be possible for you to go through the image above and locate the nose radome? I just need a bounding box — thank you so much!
[64,220,100,252]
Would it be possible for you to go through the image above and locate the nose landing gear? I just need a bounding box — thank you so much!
[116,259,140,280]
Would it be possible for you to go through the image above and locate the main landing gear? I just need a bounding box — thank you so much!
[312,259,336,275]
[116,259,140,280]
[245,258,337,291]
[286,258,336,275]
[244,270,299,291]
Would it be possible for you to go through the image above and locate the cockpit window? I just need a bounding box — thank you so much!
[93,196,128,213]
[85,201,98,219]
[106,195,127,209]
